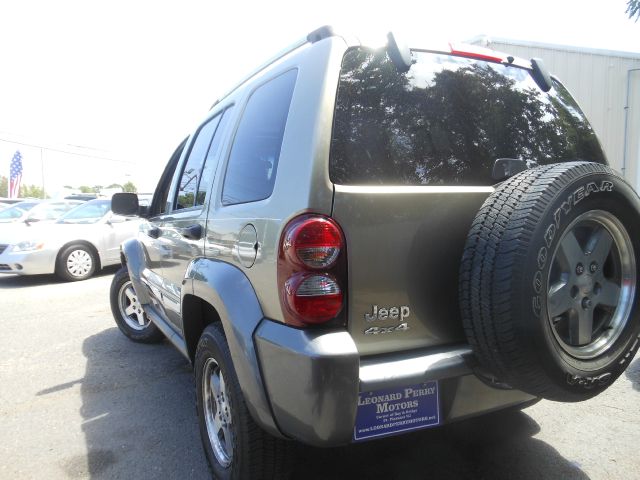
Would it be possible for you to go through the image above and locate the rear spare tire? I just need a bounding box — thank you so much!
[460,162,640,401]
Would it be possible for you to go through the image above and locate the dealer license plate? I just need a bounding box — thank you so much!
[353,381,440,441]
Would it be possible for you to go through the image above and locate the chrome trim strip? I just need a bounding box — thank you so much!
[359,345,474,391]
[335,185,495,194]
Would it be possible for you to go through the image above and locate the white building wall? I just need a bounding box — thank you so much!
[472,38,640,189]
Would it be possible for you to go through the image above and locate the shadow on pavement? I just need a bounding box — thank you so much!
[293,408,589,480]
[0,265,119,289]
[67,327,209,479]
[64,327,590,479]
[625,357,640,392]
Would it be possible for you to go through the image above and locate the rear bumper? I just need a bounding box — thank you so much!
[254,320,535,447]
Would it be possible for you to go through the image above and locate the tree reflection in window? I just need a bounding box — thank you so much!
[330,48,605,186]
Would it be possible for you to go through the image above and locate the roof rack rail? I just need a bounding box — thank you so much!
[210,25,341,110]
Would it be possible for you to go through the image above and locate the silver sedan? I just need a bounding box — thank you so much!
[0,199,141,281]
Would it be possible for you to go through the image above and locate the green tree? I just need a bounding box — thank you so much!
[0,176,7,197]
[20,184,46,199]
[628,0,639,20]
[123,181,137,193]
[79,185,94,193]
[107,183,123,189]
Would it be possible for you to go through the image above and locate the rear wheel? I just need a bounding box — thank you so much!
[195,323,292,479]
[110,267,164,343]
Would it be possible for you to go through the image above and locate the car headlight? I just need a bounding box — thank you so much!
[11,241,45,252]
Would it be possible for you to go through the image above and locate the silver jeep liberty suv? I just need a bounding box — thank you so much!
[110,26,640,479]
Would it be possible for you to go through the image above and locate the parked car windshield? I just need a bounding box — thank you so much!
[330,48,606,186]
[58,200,111,224]
[25,201,82,222]
[0,201,40,220]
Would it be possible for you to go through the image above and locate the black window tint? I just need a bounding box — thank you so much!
[175,115,221,210]
[222,69,297,205]
[330,48,606,186]
[151,139,186,216]
[196,107,234,205]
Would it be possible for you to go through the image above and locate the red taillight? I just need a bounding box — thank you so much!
[283,216,343,269]
[285,274,343,324]
[278,215,347,327]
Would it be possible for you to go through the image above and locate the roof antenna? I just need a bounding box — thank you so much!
[387,32,412,73]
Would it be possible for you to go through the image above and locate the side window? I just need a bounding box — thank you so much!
[175,114,222,210]
[222,69,297,206]
[195,107,234,205]
[149,138,187,217]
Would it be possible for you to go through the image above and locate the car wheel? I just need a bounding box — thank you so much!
[195,323,292,480]
[460,162,640,401]
[110,267,164,343]
[56,244,97,281]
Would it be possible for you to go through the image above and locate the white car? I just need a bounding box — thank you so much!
[0,199,141,281]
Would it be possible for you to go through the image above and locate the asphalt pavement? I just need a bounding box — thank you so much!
[0,268,639,479]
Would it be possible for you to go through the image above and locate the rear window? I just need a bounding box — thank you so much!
[330,48,606,186]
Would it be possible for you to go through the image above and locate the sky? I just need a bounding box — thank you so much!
[0,0,638,195]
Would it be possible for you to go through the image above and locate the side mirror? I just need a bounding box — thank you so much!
[112,193,140,216]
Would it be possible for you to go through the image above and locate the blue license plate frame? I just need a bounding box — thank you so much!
[353,381,440,442]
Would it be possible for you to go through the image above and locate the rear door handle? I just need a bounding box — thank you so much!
[147,227,161,239]
[179,224,203,240]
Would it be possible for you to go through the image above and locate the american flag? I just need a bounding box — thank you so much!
[9,150,23,199]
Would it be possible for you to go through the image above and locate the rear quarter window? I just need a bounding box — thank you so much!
[222,69,298,205]
[330,48,606,186]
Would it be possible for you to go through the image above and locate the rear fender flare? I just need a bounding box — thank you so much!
[183,257,281,437]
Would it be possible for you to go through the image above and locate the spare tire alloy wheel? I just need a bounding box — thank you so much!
[547,210,635,359]
[460,162,640,401]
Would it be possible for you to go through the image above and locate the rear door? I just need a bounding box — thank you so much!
[159,107,234,331]
[330,47,607,356]
[138,141,186,316]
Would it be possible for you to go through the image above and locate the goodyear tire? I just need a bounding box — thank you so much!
[460,162,640,401]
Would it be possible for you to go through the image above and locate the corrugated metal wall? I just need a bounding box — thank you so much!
[479,39,640,189]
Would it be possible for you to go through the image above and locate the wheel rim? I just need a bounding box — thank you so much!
[202,357,234,468]
[547,210,636,359]
[118,281,150,330]
[66,249,93,277]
